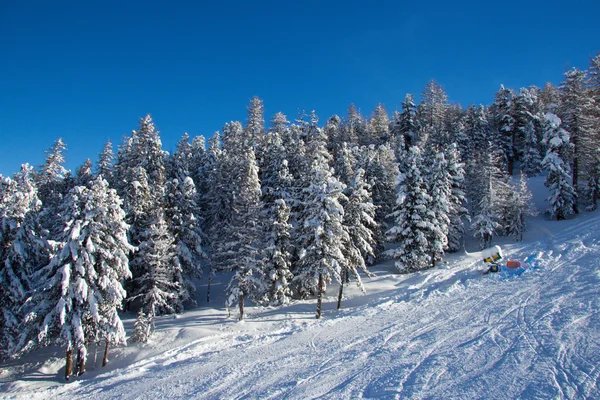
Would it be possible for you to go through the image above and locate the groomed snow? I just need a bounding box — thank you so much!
[1,177,599,399]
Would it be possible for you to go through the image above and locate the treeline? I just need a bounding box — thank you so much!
[1,53,599,377]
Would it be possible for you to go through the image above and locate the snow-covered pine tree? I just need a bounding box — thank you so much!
[420,80,450,148]
[385,146,433,273]
[542,113,577,220]
[0,165,49,359]
[96,139,114,184]
[36,138,69,238]
[560,68,595,202]
[132,209,183,318]
[585,150,600,211]
[339,167,377,303]
[75,158,94,187]
[131,309,151,343]
[355,144,398,231]
[469,144,506,248]
[263,199,294,306]
[503,174,536,241]
[490,85,515,174]
[426,151,451,267]
[521,120,543,177]
[445,143,469,252]
[15,177,132,373]
[167,133,193,182]
[333,142,357,187]
[368,104,390,146]
[396,93,419,152]
[342,104,363,146]
[471,179,501,249]
[218,148,266,320]
[292,142,348,318]
[165,176,205,302]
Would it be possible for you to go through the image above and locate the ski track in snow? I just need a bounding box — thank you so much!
[2,212,600,399]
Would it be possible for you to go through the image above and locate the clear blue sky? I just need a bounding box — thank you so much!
[1,0,598,176]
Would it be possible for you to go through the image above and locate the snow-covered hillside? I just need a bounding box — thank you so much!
[1,178,600,399]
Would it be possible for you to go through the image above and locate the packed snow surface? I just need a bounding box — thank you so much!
[2,187,600,399]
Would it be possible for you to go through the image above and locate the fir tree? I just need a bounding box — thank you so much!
[220,148,266,320]
[264,199,294,306]
[445,144,469,252]
[292,143,348,318]
[385,146,433,273]
[131,309,151,343]
[132,209,183,317]
[96,139,114,183]
[75,158,93,187]
[16,177,132,367]
[426,151,451,267]
[542,113,577,220]
[0,165,49,359]
[560,68,595,202]
[342,168,378,267]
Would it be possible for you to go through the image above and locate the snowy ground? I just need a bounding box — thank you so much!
[1,176,600,399]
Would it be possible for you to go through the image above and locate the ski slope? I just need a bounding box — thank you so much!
[2,186,600,399]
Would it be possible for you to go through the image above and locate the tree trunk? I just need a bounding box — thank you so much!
[77,349,85,376]
[239,293,244,321]
[65,347,73,381]
[102,340,110,367]
[337,270,345,310]
[207,269,212,303]
[316,273,324,319]
[74,349,81,377]
[431,251,436,269]
[508,158,514,176]
[92,341,98,370]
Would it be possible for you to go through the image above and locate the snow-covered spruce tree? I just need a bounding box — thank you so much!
[490,85,515,174]
[75,158,94,187]
[217,148,266,320]
[292,143,348,318]
[355,144,398,232]
[560,68,595,201]
[341,104,363,146]
[245,96,266,154]
[367,103,390,146]
[471,179,501,249]
[503,174,536,241]
[542,113,577,220]
[425,151,451,267]
[420,80,450,148]
[260,119,289,208]
[263,199,294,306]
[16,177,132,377]
[36,138,69,238]
[337,168,377,308]
[445,143,469,252]
[167,133,193,182]
[521,120,543,177]
[114,116,170,309]
[343,168,378,266]
[0,165,49,359]
[469,145,506,248]
[585,150,600,211]
[96,139,114,184]
[132,209,183,319]
[394,93,419,153]
[165,176,205,302]
[131,309,151,343]
[386,146,433,273]
[333,142,357,187]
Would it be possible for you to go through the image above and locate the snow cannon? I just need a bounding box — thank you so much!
[481,245,503,264]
